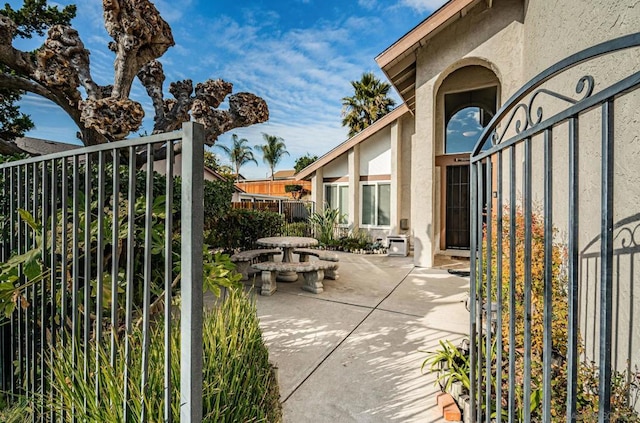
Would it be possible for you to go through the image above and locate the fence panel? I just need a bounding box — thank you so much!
[0,122,204,422]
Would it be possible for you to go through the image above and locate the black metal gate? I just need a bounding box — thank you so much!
[469,33,640,422]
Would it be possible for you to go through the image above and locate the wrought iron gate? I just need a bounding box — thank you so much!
[469,33,640,422]
[0,122,205,422]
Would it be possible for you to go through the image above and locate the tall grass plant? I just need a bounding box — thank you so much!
[41,288,280,422]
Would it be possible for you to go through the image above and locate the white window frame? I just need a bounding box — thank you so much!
[323,182,349,226]
[359,181,391,229]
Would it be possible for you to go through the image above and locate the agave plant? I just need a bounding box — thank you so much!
[308,206,343,246]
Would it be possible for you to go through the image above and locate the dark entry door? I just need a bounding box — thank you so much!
[446,165,470,249]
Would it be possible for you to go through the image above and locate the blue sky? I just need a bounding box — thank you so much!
[9,0,447,179]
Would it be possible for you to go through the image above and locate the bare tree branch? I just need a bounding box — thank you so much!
[1,1,269,150]
[0,16,37,75]
[103,0,174,98]
[137,60,165,125]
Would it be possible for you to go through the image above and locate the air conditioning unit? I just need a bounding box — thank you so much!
[387,235,409,256]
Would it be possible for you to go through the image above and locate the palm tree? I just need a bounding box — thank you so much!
[341,72,396,137]
[216,133,258,181]
[256,133,289,180]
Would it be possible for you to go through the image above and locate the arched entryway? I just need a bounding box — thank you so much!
[435,64,500,251]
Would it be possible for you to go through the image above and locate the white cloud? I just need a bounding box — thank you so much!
[151,0,194,24]
[358,0,379,10]
[399,0,448,13]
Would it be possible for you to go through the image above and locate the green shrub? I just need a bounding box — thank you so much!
[44,288,280,422]
[202,288,281,422]
[206,209,284,251]
[424,208,639,422]
[338,229,371,252]
[0,398,32,423]
[282,221,312,237]
[422,339,470,392]
[308,207,342,246]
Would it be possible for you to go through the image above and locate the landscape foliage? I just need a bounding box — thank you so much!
[424,208,639,422]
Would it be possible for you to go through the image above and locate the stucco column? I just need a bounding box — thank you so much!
[348,145,360,229]
[412,81,435,268]
[390,120,402,234]
[311,167,323,210]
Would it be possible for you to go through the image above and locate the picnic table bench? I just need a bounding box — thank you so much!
[293,248,339,280]
[252,260,339,296]
[230,249,282,280]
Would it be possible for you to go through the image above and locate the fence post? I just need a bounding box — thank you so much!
[180,122,205,422]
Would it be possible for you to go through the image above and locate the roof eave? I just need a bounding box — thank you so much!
[376,0,486,111]
[295,104,410,180]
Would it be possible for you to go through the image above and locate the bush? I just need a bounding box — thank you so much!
[42,287,280,422]
[488,208,638,420]
[308,207,342,246]
[424,207,639,422]
[203,179,235,229]
[338,229,371,252]
[0,398,32,423]
[206,209,284,251]
[282,221,312,237]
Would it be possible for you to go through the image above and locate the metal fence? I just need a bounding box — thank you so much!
[233,200,315,237]
[0,122,205,421]
[470,34,640,422]
[232,199,314,219]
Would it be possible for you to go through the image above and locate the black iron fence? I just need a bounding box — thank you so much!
[470,34,640,422]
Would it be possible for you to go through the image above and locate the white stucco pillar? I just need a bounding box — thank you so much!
[412,81,435,268]
[348,145,360,229]
[390,120,402,234]
[311,167,323,210]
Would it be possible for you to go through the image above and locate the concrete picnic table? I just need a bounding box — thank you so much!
[256,236,318,281]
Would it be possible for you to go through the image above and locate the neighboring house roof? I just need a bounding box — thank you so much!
[295,104,411,180]
[375,0,490,111]
[273,169,296,179]
[204,167,245,192]
[14,136,81,156]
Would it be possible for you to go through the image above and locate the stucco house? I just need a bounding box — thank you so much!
[297,104,414,241]
[297,0,639,268]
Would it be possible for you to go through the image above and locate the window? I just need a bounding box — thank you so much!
[444,86,497,154]
[361,182,390,227]
[324,184,349,224]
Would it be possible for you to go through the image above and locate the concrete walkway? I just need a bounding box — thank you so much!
[246,252,470,423]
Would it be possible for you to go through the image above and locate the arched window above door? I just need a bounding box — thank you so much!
[445,86,497,154]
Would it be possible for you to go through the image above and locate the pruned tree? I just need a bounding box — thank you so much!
[0,0,77,153]
[0,0,268,155]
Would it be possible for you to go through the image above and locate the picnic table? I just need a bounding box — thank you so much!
[256,236,318,281]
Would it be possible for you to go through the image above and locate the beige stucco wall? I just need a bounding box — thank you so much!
[323,155,348,178]
[389,0,639,405]
[348,145,360,229]
[309,114,414,241]
[360,130,391,175]
[519,0,640,376]
[522,0,639,78]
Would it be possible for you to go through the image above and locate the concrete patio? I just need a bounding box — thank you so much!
[245,251,470,422]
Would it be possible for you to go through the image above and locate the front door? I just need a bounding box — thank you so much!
[446,165,470,249]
